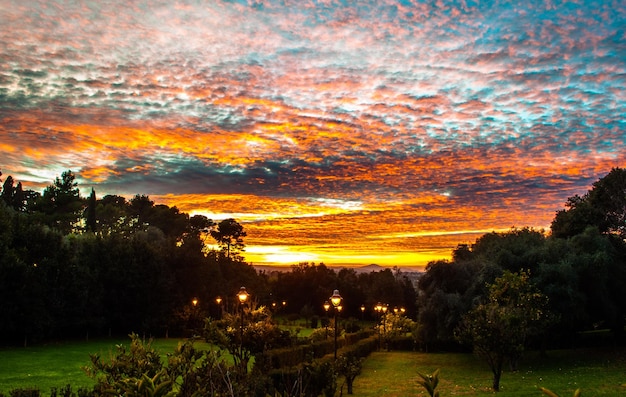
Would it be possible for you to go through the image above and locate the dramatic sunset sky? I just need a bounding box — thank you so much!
[1,0,624,268]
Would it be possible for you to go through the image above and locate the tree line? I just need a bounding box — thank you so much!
[0,170,416,346]
[1,168,624,355]
[416,167,626,354]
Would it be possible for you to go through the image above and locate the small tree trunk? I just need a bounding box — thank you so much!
[492,364,502,391]
[347,378,354,394]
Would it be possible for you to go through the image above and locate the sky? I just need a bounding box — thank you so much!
[1,0,625,269]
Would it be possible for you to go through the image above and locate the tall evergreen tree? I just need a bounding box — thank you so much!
[85,188,97,233]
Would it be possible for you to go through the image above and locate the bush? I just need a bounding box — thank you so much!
[7,389,40,397]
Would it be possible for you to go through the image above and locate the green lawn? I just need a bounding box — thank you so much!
[2,339,625,396]
[349,348,626,396]
[0,338,202,394]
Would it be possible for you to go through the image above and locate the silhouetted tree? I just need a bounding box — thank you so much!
[85,188,97,232]
[211,218,247,260]
[552,167,626,239]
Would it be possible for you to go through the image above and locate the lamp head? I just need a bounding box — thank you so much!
[237,287,249,304]
[330,289,342,307]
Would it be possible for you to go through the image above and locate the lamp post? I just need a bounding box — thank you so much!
[381,304,388,351]
[323,301,331,339]
[237,286,248,370]
[374,303,383,350]
[215,296,222,319]
[360,304,365,321]
[330,289,342,359]
[190,298,199,336]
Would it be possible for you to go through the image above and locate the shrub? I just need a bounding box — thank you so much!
[7,389,40,397]
[310,315,319,329]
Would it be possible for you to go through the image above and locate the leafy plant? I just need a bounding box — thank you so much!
[335,354,363,395]
[109,370,175,397]
[416,368,440,397]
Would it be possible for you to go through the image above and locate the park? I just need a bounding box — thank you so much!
[1,168,626,396]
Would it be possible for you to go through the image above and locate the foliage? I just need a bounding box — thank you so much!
[455,270,552,391]
[83,333,164,394]
[416,259,478,348]
[203,305,292,373]
[108,370,175,397]
[0,171,261,343]
[210,218,247,260]
[335,354,363,395]
[552,167,626,239]
[2,167,626,358]
[416,368,440,397]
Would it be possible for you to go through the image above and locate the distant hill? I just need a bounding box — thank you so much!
[252,263,425,275]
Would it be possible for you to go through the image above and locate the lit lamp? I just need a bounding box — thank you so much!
[360,304,365,320]
[237,286,249,369]
[381,304,388,351]
[215,296,222,319]
[374,303,383,350]
[190,298,199,337]
[330,289,342,359]
[238,287,249,304]
[323,301,331,339]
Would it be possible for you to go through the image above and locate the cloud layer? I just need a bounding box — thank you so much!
[1,0,625,267]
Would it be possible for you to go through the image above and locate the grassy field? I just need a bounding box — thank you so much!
[2,339,625,396]
[349,348,626,396]
[0,337,199,394]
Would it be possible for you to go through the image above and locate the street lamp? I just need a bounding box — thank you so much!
[190,297,199,336]
[323,301,331,339]
[374,303,383,350]
[237,286,248,370]
[215,296,222,319]
[330,289,342,359]
[381,304,388,351]
[360,304,365,320]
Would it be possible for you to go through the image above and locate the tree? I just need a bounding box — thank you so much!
[335,354,363,395]
[1,175,26,211]
[455,270,552,391]
[97,195,131,235]
[85,188,97,232]
[210,218,247,260]
[416,260,476,348]
[203,305,290,374]
[552,167,626,239]
[37,170,83,233]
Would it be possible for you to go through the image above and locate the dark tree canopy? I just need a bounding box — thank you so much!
[210,218,247,260]
[552,167,626,239]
